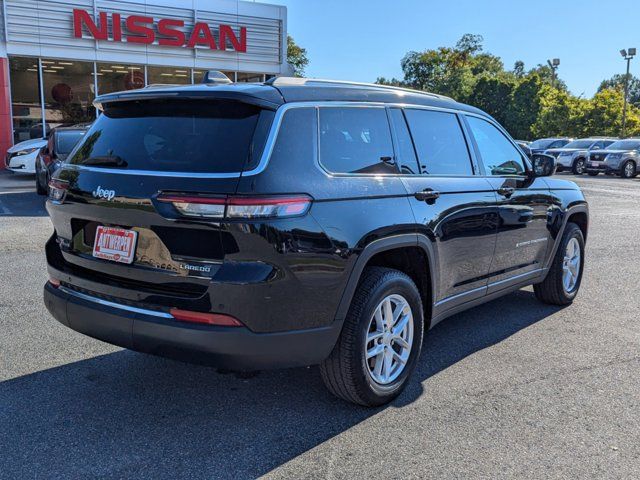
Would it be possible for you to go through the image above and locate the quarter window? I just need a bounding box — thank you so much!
[403,109,473,175]
[466,116,526,176]
[319,107,396,174]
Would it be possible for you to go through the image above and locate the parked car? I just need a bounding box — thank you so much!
[585,138,640,178]
[546,137,617,175]
[35,126,89,195]
[5,137,48,174]
[43,77,588,406]
[529,137,573,154]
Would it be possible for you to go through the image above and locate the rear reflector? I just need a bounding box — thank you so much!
[169,308,243,327]
[48,277,61,288]
[157,194,312,219]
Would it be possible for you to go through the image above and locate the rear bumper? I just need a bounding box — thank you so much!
[44,282,341,370]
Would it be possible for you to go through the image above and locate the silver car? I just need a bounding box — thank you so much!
[546,138,617,175]
[584,138,640,178]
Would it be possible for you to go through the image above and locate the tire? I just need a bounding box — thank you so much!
[620,160,637,179]
[587,172,599,176]
[320,267,424,406]
[534,223,585,306]
[572,158,586,175]
[35,164,47,196]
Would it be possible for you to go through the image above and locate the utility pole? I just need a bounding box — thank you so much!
[620,48,636,138]
[547,58,560,88]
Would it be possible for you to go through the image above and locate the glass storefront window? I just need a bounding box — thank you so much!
[42,59,96,128]
[9,57,44,142]
[193,70,235,84]
[236,72,265,83]
[97,63,145,95]
[147,66,191,86]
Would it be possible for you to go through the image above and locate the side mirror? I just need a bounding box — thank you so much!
[531,153,556,177]
[591,145,601,150]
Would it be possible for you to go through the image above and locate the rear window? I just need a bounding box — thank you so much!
[319,107,396,174]
[68,100,274,173]
[56,130,86,155]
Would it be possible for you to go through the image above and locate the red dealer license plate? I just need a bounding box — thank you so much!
[92,226,138,264]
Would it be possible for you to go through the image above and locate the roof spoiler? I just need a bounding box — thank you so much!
[93,89,280,111]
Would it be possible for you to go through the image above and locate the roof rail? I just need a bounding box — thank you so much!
[266,76,453,101]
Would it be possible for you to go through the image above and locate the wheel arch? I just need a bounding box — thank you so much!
[544,203,589,271]
[333,234,437,329]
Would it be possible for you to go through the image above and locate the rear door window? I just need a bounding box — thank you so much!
[68,100,273,174]
[318,107,396,174]
[403,109,473,175]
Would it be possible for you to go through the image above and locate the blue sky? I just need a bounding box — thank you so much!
[259,0,638,98]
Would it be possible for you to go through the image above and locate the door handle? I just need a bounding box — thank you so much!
[497,186,515,198]
[414,188,440,202]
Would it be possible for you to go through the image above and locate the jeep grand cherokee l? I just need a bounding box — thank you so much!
[44,78,588,406]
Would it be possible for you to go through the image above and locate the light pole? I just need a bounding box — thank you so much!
[620,48,636,138]
[547,58,560,88]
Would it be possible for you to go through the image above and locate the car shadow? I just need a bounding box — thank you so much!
[0,191,48,217]
[0,290,562,478]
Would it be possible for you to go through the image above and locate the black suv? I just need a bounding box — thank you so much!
[44,78,588,406]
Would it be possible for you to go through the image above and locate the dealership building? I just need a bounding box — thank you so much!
[0,0,289,164]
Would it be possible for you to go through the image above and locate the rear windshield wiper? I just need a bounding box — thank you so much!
[83,155,128,168]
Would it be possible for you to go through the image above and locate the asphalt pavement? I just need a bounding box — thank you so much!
[0,170,638,479]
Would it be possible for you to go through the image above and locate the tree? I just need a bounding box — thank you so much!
[583,88,640,137]
[375,76,405,87]
[286,35,309,77]
[532,86,589,138]
[513,61,525,78]
[598,74,640,107]
[504,75,543,139]
[400,48,473,98]
[468,76,514,126]
[527,64,568,91]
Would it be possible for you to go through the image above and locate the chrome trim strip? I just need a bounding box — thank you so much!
[487,268,544,289]
[67,101,487,179]
[59,286,174,319]
[434,268,544,307]
[434,285,486,307]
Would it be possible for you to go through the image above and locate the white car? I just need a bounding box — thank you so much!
[5,138,48,174]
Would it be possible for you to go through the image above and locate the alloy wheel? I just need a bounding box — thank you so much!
[624,162,635,178]
[562,237,581,293]
[364,294,414,385]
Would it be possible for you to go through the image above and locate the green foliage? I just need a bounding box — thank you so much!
[504,75,543,139]
[287,35,309,77]
[598,74,640,107]
[467,76,514,126]
[382,34,637,139]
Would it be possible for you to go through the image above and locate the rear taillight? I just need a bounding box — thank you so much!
[169,308,243,327]
[48,179,69,202]
[157,194,312,219]
[48,277,60,288]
